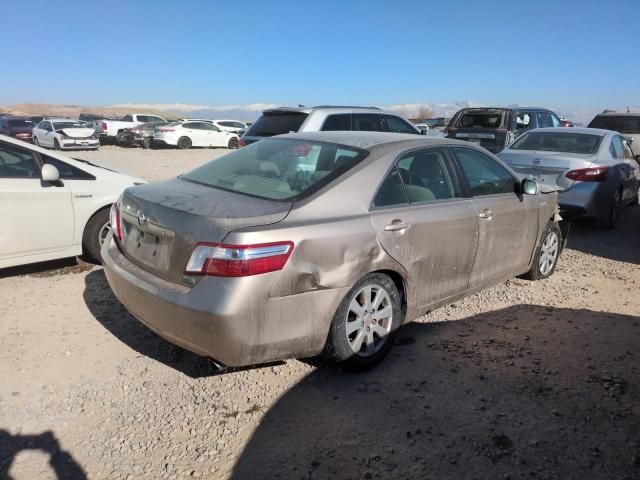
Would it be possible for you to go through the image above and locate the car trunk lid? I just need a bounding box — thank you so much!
[119,177,292,285]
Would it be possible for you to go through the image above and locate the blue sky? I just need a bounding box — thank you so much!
[2,0,638,119]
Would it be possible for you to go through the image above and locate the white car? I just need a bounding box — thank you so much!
[211,119,247,135]
[33,118,100,150]
[153,120,239,149]
[0,135,145,269]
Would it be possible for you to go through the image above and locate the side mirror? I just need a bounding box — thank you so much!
[419,128,428,135]
[625,137,634,145]
[41,164,60,182]
[522,178,538,195]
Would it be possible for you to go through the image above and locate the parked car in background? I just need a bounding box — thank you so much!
[498,128,639,229]
[0,135,145,269]
[93,114,167,143]
[79,113,107,123]
[446,107,563,153]
[588,112,640,157]
[0,116,34,143]
[116,121,168,149]
[153,120,239,149]
[239,106,422,147]
[103,132,563,371]
[211,120,248,136]
[559,116,575,128]
[32,119,99,150]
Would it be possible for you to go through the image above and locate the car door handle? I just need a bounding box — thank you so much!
[478,209,494,219]
[384,222,411,232]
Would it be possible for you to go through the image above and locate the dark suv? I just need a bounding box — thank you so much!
[588,112,640,158]
[446,107,563,153]
[239,106,421,146]
[0,116,35,143]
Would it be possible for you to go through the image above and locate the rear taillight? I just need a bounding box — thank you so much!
[100,122,107,131]
[158,128,175,132]
[109,202,124,241]
[565,166,609,182]
[238,138,247,147]
[185,241,294,277]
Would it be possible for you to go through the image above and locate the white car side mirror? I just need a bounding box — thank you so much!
[41,164,60,182]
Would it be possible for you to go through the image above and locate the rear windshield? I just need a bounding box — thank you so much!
[510,132,602,154]
[455,111,505,129]
[243,112,308,137]
[8,119,33,127]
[588,115,640,134]
[181,138,366,201]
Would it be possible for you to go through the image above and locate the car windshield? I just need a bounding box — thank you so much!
[244,112,308,137]
[181,138,366,201]
[8,119,33,127]
[456,111,505,129]
[53,121,85,130]
[588,115,640,134]
[510,132,602,154]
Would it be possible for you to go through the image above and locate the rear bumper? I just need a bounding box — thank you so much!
[101,233,346,367]
[558,181,615,219]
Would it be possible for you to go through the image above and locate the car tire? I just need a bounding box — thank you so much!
[53,139,61,150]
[142,137,152,149]
[177,137,192,149]
[33,137,40,147]
[595,188,622,229]
[228,137,239,149]
[82,209,110,264]
[322,272,403,371]
[520,221,561,281]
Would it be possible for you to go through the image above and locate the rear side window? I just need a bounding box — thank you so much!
[122,115,133,122]
[0,141,40,178]
[610,136,624,159]
[42,155,95,180]
[372,167,408,207]
[451,147,515,196]
[352,113,383,132]
[322,114,352,131]
[244,112,308,137]
[382,115,418,134]
[396,148,460,202]
[456,111,505,129]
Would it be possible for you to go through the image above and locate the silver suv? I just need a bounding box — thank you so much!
[239,106,421,146]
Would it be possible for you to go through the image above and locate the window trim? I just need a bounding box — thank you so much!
[447,145,520,198]
[369,146,466,211]
[0,140,43,179]
[321,113,353,131]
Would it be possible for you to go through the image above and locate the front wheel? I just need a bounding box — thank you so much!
[177,136,192,149]
[228,137,239,149]
[53,139,61,150]
[82,209,110,264]
[141,137,152,149]
[595,188,622,229]
[322,273,403,371]
[520,221,561,280]
[33,137,40,147]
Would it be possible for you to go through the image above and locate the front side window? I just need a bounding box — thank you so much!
[372,166,408,207]
[322,114,352,131]
[396,149,460,202]
[382,115,419,134]
[510,131,602,154]
[0,141,40,178]
[536,112,557,128]
[516,112,534,131]
[451,147,515,196]
[181,138,365,201]
[352,114,383,132]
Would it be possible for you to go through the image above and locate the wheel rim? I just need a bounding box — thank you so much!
[229,138,238,149]
[179,138,190,149]
[345,284,393,357]
[539,231,559,276]
[98,222,110,247]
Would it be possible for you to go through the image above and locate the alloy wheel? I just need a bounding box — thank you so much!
[98,222,110,247]
[539,231,559,276]
[345,284,393,357]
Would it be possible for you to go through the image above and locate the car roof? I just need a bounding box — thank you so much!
[457,107,553,113]
[46,118,81,123]
[528,127,611,136]
[275,131,470,150]
[262,105,383,115]
[593,112,640,117]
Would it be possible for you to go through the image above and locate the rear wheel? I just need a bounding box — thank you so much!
[596,188,622,229]
[141,137,152,149]
[322,273,403,371]
[82,209,110,264]
[177,136,192,149]
[53,139,61,150]
[520,221,561,280]
[228,137,239,149]
[33,137,40,147]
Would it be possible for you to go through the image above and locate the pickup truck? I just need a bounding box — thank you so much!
[93,114,167,142]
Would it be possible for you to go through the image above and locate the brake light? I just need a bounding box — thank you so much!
[101,122,107,131]
[185,241,294,277]
[565,166,609,182]
[158,128,175,132]
[238,138,247,147]
[109,202,124,241]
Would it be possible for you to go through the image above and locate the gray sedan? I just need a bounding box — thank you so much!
[498,128,640,229]
[102,132,563,370]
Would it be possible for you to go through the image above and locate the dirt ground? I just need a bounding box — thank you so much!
[1,146,639,480]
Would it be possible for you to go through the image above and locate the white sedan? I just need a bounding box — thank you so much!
[211,119,247,135]
[153,121,239,149]
[33,118,100,150]
[0,135,145,269]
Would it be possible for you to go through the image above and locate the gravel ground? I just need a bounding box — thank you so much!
[1,146,639,479]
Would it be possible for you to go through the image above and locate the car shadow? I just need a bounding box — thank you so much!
[0,429,86,479]
[566,204,640,265]
[230,305,640,480]
[0,257,94,279]
[82,269,284,378]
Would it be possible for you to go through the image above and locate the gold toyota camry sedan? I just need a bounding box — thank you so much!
[102,132,565,370]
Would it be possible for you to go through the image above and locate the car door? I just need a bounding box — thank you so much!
[449,146,539,287]
[0,140,74,263]
[369,147,478,308]
[42,121,56,147]
[181,122,201,146]
[200,122,226,146]
[621,136,640,200]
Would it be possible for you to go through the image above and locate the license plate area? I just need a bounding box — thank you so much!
[122,221,174,272]
[466,138,482,145]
